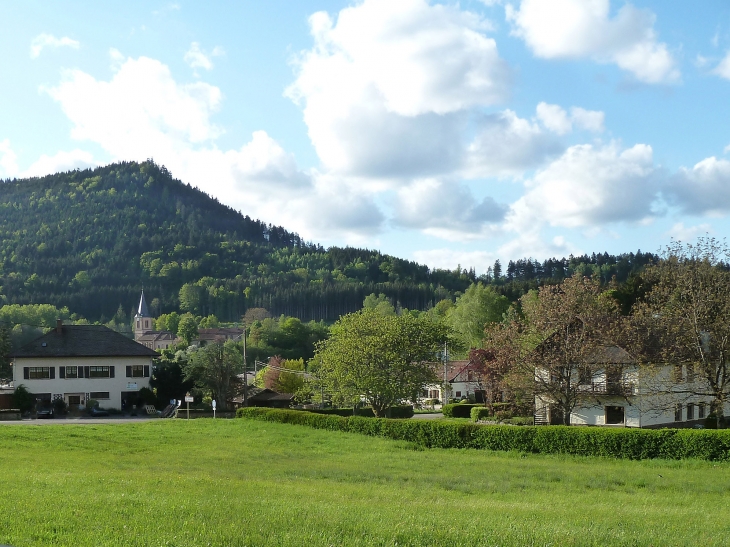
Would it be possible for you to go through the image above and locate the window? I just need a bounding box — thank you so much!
[698,403,706,419]
[126,365,149,378]
[674,404,683,422]
[89,392,110,400]
[65,366,78,379]
[29,367,52,379]
[687,404,695,420]
[455,391,462,398]
[89,366,110,378]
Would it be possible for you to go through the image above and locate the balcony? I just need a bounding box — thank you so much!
[577,381,636,396]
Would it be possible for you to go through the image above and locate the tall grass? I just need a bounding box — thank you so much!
[0,420,728,546]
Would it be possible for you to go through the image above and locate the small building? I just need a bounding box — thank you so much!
[12,320,158,410]
[194,328,245,347]
[422,360,486,402]
[231,387,293,409]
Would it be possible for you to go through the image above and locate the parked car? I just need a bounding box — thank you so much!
[89,406,109,417]
[36,405,54,419]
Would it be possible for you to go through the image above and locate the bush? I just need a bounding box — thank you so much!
[236,408,730,461]
[471,407,490,422]
[303,405,414,419]
[705,415,718,429]
[52,398,67,415]
[12,385,35,413]
[443,403,482,418]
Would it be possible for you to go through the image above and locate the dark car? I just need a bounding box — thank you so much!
[36,405,54,419]
[89,406,109,417]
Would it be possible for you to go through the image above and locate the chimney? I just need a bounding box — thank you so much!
[56,319,63,333]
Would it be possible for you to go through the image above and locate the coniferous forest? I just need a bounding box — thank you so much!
[0,161,656,323]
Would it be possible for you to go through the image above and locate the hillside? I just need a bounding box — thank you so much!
[0,161,473,322]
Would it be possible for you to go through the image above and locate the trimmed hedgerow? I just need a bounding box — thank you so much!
[471,407,491,422]
[236,408,730,461]
[442,403,482,418]
[302,405,414,419]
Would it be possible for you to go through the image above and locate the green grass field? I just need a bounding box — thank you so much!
[1,419,729,546]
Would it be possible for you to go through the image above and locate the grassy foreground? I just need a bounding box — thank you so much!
[0,420,729,546]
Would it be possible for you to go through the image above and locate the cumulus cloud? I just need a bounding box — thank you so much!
[508,142,659,231]
[286,0,511,179]
[394,178,506,240]
[535,103,605,135]
[667,157,730,215]
[40,53,384,241]
[22,149,98,178]
[465,110,563,178]
[30,34,79,59]
[666,222,712,243]
[506,0,680,84]
[712,52,730,79]
[0,139,19,177]
[44,54,223,159]
[412,248,498,274]
[184,42,224,71]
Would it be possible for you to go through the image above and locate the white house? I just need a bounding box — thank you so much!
[12,321,158,411]
[422,360,487,403]
[534,346,730,428]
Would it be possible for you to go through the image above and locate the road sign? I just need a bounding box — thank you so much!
[185,395,194,403]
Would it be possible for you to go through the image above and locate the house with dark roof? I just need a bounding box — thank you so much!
[422,360,485,403]
[12,320,158,411]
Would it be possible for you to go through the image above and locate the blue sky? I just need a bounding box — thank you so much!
[2,0,730,274]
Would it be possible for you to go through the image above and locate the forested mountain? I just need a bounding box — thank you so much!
[0,161,472,322]
[0,161,657,323]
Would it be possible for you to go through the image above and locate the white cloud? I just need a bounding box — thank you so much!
[21,149,98,178]
[508,141,659,231]
[394,178,506,240]
[712,52,730,79]
[535,103,605,135]
[570,107,605,132]
[40,54,384,241]
[536,102,572,135]
[184,42,224,71]
[44,55,223,159]
[0,139,19,177]
[412,248,498,274]
[30,33,79,59]
[668,157,730,215]
[286,0,511,179]
[506,0,679,84]
[465,109,562,178]
[666,222,712,243]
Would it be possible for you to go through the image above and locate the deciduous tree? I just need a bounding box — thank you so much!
[315,309,449,417]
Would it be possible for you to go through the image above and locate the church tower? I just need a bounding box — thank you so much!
[134,290,153,341]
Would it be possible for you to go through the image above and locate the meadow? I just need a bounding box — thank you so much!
[0,419,729,546]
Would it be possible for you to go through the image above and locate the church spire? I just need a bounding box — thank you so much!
[137,290,150,317]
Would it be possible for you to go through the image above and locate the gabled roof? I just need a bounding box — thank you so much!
[137,330,175,342]
[137,291,150,317]
[13,325,158,358]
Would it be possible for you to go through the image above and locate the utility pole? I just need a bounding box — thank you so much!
[443,341,448,404]
[242,322,248,408]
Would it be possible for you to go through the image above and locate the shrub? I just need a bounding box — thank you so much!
[305,405,413,419]
[52,398,67,415]
[12,385,35,413]
[443,403,482,418]
[471,407,490,422]
[705,415,718,429]
[237,408,730,461]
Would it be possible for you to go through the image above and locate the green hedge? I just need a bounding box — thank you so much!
[236,408,730,461]
[471,407,490,421]
[442,403,482,418]
[306,405,414,419]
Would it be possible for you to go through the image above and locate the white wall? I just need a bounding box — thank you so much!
[13,356,153,410]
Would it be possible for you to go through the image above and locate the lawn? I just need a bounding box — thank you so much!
[0,419,729,546]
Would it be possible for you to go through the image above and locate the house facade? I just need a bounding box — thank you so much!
[422,360,488,402]
[12,321,158,410]
[534,347,730,427]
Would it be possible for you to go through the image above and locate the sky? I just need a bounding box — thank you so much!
[2,0,730,275]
